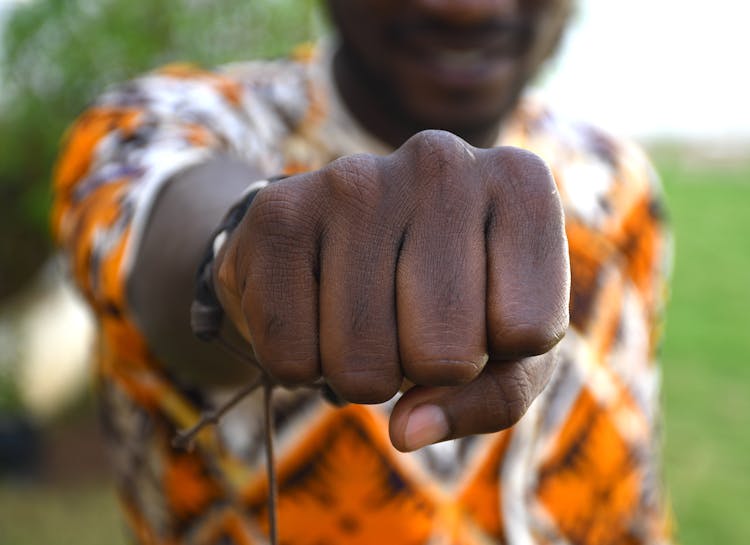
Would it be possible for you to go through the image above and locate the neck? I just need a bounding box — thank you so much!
[332,47,502,150]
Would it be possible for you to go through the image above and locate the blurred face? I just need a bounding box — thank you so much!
[328,0,572,134]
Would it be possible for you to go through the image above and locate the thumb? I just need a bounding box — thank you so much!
[388,351,558,452]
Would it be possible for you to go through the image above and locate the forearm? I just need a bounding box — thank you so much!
[127,157,266,386]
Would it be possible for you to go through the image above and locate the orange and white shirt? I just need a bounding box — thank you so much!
[53,46,672,545]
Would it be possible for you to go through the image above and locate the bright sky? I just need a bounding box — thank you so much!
[1,0,748,141]
[537,0,750,141]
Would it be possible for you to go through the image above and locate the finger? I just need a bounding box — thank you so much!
[482,148,570,358]
[318,158,403,404]
[396,225,489,385]
[392,131,489,385]
[234,179,322,385]
[389,351,558,452]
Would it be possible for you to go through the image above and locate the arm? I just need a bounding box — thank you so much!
[52,66,283,386]
[127,158,265,385]
[54,73,569,451]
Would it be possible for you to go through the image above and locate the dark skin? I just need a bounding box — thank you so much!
[330,0,572,147]
[129,0,572,452]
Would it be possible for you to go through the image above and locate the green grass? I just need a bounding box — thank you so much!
[656,150,750,545]
[0,482,126,545]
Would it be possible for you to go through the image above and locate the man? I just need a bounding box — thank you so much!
[52,1,672,544]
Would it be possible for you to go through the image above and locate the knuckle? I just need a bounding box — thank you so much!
[323,153,382,204]
[492,319,566,358]
[245,183,320,264]
[496,146,551,179]
[486,147,557,201]
[247,183,310,237]
[325,364,401,404]
[403,130,475,174]
[396,130,484,216]
[261,354,320,386]
[406,129,464,153]
[403,357,484,386]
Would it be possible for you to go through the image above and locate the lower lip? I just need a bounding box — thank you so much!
[409,50,515,89]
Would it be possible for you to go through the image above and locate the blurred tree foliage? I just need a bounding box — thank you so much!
[0,0,321,301]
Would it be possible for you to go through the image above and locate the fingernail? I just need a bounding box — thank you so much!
[404,404,449,451]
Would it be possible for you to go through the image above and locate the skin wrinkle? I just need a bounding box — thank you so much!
[414,131,477,200]
[325,209,395,275]
[329,155,411,245]
[483,354,548,429]
[438,236,482,314]
[409,357,486,385]
[325,153,382,208]
[489,315,563,358]
[326,361,402,404]
[475,367,522,430]
[249,186,316,245]
[320,259,397,381]
[349,290,374,337]
[375,154,408,220]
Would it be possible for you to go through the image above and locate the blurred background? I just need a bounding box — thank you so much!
[0,1,747,544]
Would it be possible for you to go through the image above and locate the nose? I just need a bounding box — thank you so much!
[413,0,518,25]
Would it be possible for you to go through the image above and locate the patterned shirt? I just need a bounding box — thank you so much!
[52,45,672,545]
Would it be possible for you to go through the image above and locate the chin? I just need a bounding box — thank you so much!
[402,89,520,140]
[396,67,525,136]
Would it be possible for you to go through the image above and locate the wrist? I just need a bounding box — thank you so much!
[190,178,277,342]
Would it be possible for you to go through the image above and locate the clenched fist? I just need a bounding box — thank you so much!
[213,130,570,451]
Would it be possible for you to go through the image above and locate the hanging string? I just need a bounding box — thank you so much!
[172,334,280,545]
[263,379,279,545]
[172,376,264,451]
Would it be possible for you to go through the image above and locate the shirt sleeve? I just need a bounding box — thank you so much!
[549,119,672,362]
[613,144,672,358]
[51,64,285,315]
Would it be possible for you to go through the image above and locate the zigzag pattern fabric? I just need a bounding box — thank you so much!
[52,46,672,545]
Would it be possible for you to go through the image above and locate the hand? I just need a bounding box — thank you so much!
[214,130,570,451]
